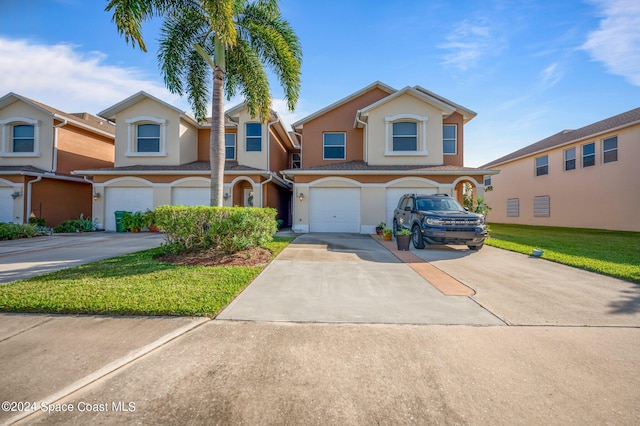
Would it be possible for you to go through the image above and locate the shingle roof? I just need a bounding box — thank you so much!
[77,161,264,173]
[482,107,640,168]
[0,165,49,174]
[290,160,485,173]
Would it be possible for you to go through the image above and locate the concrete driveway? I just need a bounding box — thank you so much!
[0,232,165,284]
[218,233,504,325]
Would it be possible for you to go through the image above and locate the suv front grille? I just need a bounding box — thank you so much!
[442,218,477,226]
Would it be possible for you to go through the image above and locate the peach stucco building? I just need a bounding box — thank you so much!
[0,93,115,226]
[482,107,640,232]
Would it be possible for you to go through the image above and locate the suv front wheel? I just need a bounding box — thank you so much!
[412,224,425,249]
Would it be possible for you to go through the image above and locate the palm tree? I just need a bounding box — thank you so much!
[105,0,302,206]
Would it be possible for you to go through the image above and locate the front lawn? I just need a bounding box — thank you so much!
[486,224,640,283]
[0,237,292,317]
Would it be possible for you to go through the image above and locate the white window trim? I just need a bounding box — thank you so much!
[384,114,428,156]
[322,132,346,160]
[245,122,262,152]
[602,136,618,164]
[443,124,457,155]
[225,133,237,160]
[0,117,41,157]
[124,116,167,157]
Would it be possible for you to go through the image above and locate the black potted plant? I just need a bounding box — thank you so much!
[396,228,411,251]
[375,221,386,235]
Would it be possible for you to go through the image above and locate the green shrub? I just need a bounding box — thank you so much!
[53,214,95,233]
[28,217,46,227]
[154,206,277,254]
[0,223,39,240]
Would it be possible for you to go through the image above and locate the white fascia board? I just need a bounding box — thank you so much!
[282,169,499,176]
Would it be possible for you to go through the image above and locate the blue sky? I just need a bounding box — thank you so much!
[1,0,638,166]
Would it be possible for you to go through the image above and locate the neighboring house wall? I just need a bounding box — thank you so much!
[30,178,91,226]
[484,118,640,231]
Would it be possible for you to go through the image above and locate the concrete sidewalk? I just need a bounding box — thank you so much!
[0,232,165,284]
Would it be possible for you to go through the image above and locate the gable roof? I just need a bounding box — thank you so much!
[413,86,477,122]
[98,91,200,127]
[355,86,458,126]
[0,92,115,137]
[482,107,640,168]
[292,81,396,129]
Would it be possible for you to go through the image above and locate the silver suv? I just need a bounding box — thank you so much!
[393,194,486,250]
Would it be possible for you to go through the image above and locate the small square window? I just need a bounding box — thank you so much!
[323,132,346,159]
[564,147,576,171]
[291,152,301,168]
[225,133,236,160]
[603,136,617,164]
[535,155,548,176]
[246,123,262,152]
[582,142,595,167]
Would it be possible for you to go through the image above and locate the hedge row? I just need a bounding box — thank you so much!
[0,223,40,240]
[154,206,277,254]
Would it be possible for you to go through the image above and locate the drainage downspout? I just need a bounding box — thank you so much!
[51,118,68,173]
[354,111,368,164]
[26,175,42,222]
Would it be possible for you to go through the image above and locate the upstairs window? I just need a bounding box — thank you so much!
[323,132,346,159]
[484,176,492,186]
[291,152,301,168]
[443,124,457,155]
[582,142,595,168]
[246,123,262,152]
[0,118,40,157]
[392,122,417,151]
[12,124,35,152]
[535,155,548,176]
[225,133,236,160]
[602,136,618,163]
[136,124,160,152]
[564,147,576,171]
[125,116,166,156]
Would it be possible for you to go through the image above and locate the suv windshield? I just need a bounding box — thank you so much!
[416,198,465,212]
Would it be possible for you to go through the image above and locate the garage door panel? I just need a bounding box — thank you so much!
[310,188,360,233]
[105,187,153,231]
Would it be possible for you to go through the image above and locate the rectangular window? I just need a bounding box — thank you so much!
[533,195,550,217]
[323,132,346,159]
[564,147,576,171]
[225,133,236,160]
[602,136,618,163]
[137,124,160,152]
[246,123,262,152]
[392,122,417,151]
[582,142,595,167]
[443,124,457,154]
[484,176,492,186]
[12,124,35,153]
[506,198,519,217]
[535,155,548,176]
[291,152,301,168]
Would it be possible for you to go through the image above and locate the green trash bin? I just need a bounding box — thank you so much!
[114,211,125,233]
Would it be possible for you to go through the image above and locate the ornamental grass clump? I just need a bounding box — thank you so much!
[154,206,277,254]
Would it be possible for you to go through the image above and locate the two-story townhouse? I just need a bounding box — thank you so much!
[482,107,640,232]
[282,81,498,233]
[0,93,115,226]
[74,92,297,231]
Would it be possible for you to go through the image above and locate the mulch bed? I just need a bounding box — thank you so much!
[155,247,272,267]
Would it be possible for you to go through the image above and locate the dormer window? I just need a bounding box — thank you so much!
[125,116,167,156]
[384,114,428,156]
[0,118,40,157]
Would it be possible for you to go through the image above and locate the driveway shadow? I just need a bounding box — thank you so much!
[609,285,640,314]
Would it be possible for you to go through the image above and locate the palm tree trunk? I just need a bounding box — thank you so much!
[210,65,226,206]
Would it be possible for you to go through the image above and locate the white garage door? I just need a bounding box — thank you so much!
[385,187,437,228]
[310,188,360,233]
[105,187,153,231]
[0,188,14,222]
[172,188,209,206]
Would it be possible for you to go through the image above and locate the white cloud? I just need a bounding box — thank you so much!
[540,63,563,88]
[0,37,189,115]
[583,0,640,86]
[438,20,504,71]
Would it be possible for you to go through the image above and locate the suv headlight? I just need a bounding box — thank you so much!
[425,217,444,225]
[478,215,485,225]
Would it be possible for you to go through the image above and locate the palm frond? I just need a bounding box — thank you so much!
[185,47,212,122]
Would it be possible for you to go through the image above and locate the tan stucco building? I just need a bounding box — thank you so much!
[482,107,640,231]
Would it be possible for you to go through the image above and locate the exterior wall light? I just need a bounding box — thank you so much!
[93,192,101,201]
[11,191,22,199]
[298,192,304,201]
[223,192,230,199]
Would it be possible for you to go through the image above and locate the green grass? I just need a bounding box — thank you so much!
[485,224,640,283]
[0,237,293,317]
